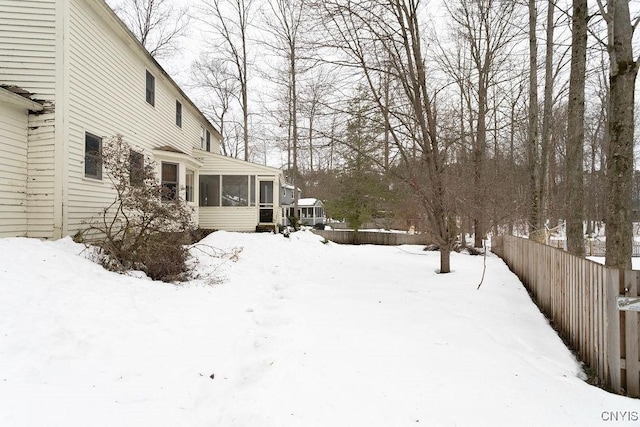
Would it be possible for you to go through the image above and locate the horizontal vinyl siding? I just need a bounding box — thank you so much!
[0,103,28,236]
[65,0,216,235]
[199,207,258,232]
[197,152,283,231]
[0,0,56,100]
[26,112,55,238]
[198,151,283,176]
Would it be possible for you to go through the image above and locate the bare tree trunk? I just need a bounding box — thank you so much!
[240,2,250,161]
[604,0,638,269]
[440,248,451,274]
[201,0,253,160]
[471,52,487,248]
[528,0,541,241]
[308,115,314,172]
[291,45,299,211]
[539,0,556,232]
[565,0,587,257]
[321,0,455,272]
[444,0,517,248]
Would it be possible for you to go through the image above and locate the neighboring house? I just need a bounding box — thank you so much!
[297,198,325,226]
[0,0,285,238]
[280,183,301,225]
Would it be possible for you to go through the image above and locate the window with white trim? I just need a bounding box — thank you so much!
[185,169,194,202]
[84,132,102,179]
[129,149,144,186]
[146,70,155,106]
[176,101,182,127]
[161,162,178,200]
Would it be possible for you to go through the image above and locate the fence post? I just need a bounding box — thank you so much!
[624,270,640,397]
[606,268,622,394]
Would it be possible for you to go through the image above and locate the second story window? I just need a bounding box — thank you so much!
[200,126,205,149]
[206,129,211,152]
[146,70,155,106]
[176,101,182,127]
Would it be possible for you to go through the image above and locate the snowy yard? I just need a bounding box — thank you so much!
[1,231,639,426]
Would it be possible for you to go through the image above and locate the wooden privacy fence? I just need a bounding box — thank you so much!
[548,239,640,257]
[311,230,432,246]
[492,235,640,397]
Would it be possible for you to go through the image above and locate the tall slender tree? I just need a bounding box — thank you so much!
[321,0,456,272]
[444,0,519,248]
[565,0,588,256]
[261,0,309,208]
[528,0,541,241]
[598,0,639,269]
[200,0,254,161]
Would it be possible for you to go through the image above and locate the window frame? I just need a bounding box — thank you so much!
[176,100,182,128]
[199,175,221,207]
[221,175,249,207]
[129,149,145,187]
[146,70,155,106]
[185,169,194,203]
[84,132,102,180]
[161,162,179,201]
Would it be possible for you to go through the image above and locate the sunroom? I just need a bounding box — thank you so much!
[195,151,285,231]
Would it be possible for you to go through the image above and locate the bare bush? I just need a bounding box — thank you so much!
[75,135,196,281]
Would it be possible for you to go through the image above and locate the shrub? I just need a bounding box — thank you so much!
[75,135,196,282]
[287,215,301,231]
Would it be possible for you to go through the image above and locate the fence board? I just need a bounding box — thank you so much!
[492,235,639,397]
[625,271,640,397]
[607,268,623,394]
[311,230,432,246]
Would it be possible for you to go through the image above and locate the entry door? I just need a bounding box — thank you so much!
[259,180,274,223]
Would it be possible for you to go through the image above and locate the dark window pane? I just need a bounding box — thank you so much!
[146,70,155,106]
[176,101,182,127]
[260,209,273,223]
[222,175,248,206]
[250,175,256,206]
[185,169,194,202]
[129,149,144,186]
[162,163,177,181]
[199,175,220,206]
[84,133,102,179]
[260,181,273,204]
[206,130,211,152]
[161,162,178,200]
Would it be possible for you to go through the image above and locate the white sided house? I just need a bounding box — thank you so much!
[0,0,285,238]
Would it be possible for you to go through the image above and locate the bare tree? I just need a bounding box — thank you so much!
[565,0,588,256]
[444,0,520,248]
[111,0,190,58]
[538,0,561,235]
[192,59,239,157]
[320,0,457,272]
[200,0,254,161]
[527,0,541,241]
[597,0,639,269]
[260,0,309,207]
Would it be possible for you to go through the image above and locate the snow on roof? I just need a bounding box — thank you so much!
[297,198,321,207]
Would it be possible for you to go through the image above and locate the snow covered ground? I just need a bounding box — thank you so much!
[587,257,640,269]
[1,231,639,426]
